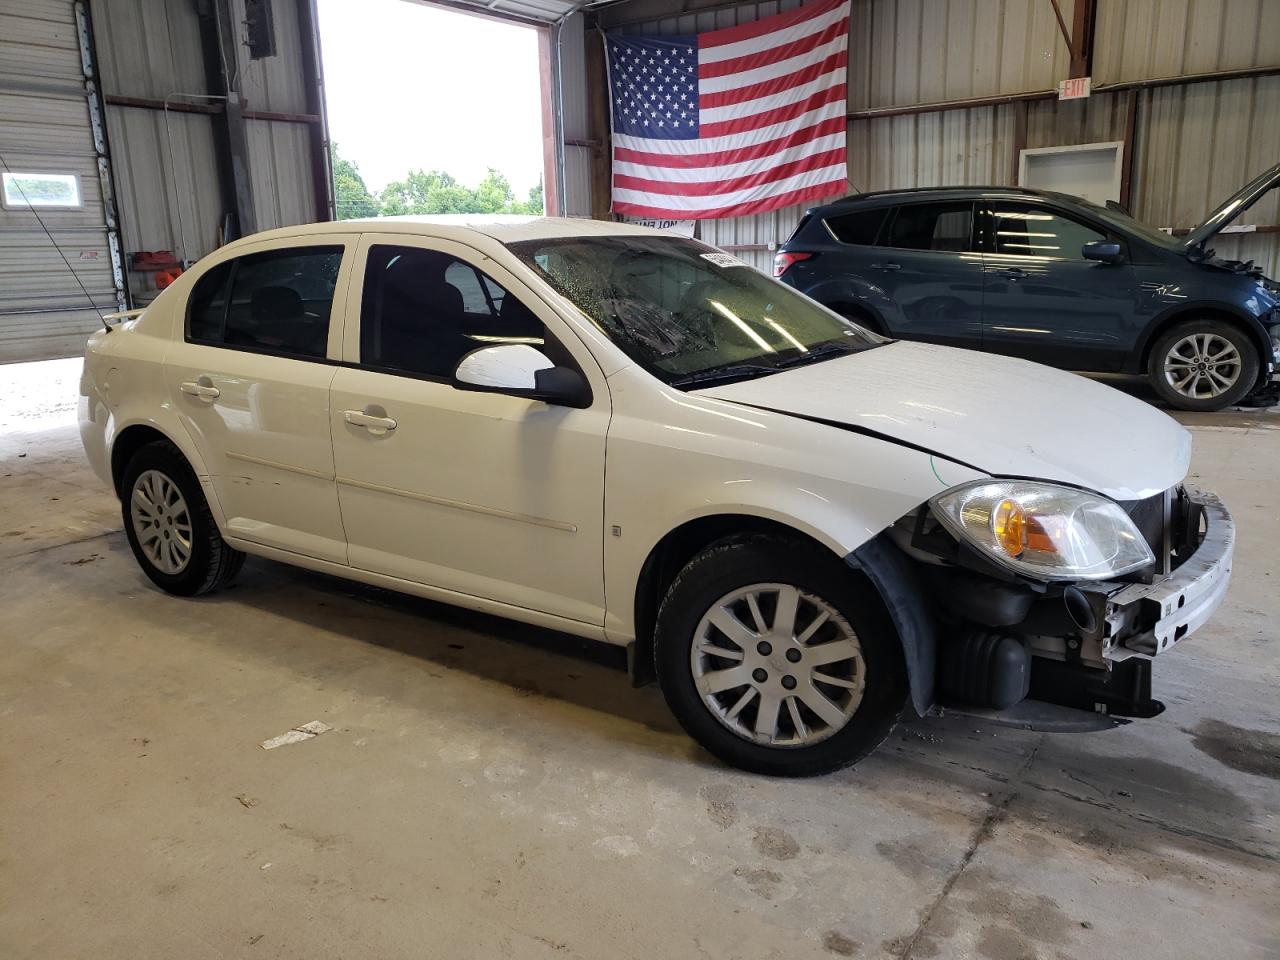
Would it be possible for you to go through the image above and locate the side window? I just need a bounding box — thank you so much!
[988,204,1106,259]
[186,262,232,342]
[825,208,888,246]
[186,246,343,358]
[885,202,974,252]
[360,245,545,379]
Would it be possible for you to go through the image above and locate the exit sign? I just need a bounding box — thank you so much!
[1059,76,1092,100]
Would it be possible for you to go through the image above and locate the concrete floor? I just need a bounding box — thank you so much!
[2,359,1277,960]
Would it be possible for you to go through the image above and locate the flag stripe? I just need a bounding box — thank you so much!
[699,36,847,95]
[613,163,846,211]
[615,148,845,197]
[613,179,847,220]
[698,0,846,49]
[615,132,846,182]
[614,101,845,155]
[614,117,846,170]
[698,0,848,64]
[698,84,845,139]
[699,51,848,110]
[698,18,848,79]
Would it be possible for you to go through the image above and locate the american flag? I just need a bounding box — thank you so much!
[606,0,850,220]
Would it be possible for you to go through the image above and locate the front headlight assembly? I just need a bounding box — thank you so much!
[930,480,1155,581]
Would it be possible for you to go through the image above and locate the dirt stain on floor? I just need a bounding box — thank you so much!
[1187,718,1280,780]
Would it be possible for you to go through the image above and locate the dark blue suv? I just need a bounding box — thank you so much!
[775,164,1280,411]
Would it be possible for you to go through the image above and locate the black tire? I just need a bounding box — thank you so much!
[1147,317,1259,411]
[654,534,907,777]
[120,439,245,596]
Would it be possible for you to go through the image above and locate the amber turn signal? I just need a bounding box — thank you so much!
[991,498,1026,557]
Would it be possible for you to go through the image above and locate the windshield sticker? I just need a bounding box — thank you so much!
[700,252,749,269]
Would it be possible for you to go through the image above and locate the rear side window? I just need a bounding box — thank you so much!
[885,202,973,252]
[360,245,545,380]
[825,208,888,245]
[186,246,344,359]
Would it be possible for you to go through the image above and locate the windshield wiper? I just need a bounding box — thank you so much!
[670,363,780,388]
[771,340,860,369]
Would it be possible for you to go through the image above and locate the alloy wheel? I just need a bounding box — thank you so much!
[1163,332,1242,400]
[130,469,193,575]
[690,583,865,747]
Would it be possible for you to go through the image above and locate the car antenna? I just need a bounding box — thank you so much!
[0,151,114,333]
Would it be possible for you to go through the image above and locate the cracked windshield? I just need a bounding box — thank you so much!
[511,236,884,386]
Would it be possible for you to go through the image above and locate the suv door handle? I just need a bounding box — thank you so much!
[870,262,901,271]
[179,379,220,400]
[999,267,1028,279]
[343,408,397,435]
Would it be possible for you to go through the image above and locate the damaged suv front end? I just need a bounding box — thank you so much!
[888,480,1235,723]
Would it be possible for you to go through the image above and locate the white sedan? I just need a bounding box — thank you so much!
[79,216,1234,775]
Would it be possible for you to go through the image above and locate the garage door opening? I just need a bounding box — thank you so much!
[316,0,551,222]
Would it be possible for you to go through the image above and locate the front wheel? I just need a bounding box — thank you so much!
[1147,318,1259,411]
[654,535,907,776]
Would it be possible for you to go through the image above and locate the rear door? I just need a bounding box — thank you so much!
[865,201,984,348]
[164,238,353,563]
[978,202,1138,370]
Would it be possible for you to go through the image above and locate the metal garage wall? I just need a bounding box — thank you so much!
[0,0,123,362]
[580,0,1280,277]
[558,13,593,217]
[90,0,323,284]
[848,0,1073,109]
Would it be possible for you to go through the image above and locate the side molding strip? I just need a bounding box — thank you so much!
[336,476,578,533]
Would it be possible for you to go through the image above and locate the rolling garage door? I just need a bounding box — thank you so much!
[0,0,124,363]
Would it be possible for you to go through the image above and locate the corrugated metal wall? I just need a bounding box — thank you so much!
[558,13,593,217]
[0,0,122,362]
[578,0,1280,276]
[90,0,321,300]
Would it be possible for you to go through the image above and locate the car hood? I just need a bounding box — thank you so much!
[695,341,1191,501]
[1184,161,1280,251]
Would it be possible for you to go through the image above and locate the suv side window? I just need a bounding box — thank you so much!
[986,204,1106,259]
[884,202,974,252]
[186,246,344,359]
[825,208,888,245]
[360,245,545,379]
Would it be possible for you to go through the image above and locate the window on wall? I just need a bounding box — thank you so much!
[186,246,344,358]
[885,202,974,252]
[986,204,1106,259]
[1,172,82,209]
[360,245,545,379]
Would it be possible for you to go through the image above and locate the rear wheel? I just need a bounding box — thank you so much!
[121,440,244,596]
[654,535,906,776]
[1148,318,1259,411]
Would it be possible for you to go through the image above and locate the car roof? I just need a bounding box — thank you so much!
[219,215,673,251]
[809,185,1091,213]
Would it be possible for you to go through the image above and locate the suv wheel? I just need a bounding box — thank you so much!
[654,535,906,776]
[121,440,244,596]
[1148,318,1259,411]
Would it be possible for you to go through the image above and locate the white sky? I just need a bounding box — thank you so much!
[316,0,545,197]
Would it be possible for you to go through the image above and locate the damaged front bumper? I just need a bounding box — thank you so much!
[1094,488,1234,662]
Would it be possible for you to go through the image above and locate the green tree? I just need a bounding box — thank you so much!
[330,143,379,220]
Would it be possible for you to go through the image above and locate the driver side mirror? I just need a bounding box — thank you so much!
[1082,240,1124,264]
[453,343,591,409]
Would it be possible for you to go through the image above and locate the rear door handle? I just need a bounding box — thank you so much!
[179,380,220,400]
[1000,267,1028,279]
[870,262,901,271]
[343,408,397,435]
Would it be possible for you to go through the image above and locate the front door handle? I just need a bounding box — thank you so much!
[179,379,220,400]
[870,262,901,271]
[343,408,397,435]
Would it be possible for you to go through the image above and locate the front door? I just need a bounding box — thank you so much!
[867,201,984,348]
[978,201,1138,371]
[329,234,609,626]
[164,239,353,562]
